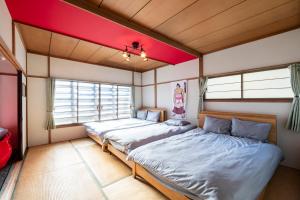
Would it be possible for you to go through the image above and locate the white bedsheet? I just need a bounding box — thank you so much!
[84,118,156,139]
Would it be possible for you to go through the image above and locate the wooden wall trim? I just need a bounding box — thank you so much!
[157,77,199,85]
[26,75,137,87]
[0,72,17,76]
[12,21,15,56]
[154,69,157,108]
[0,31,23,74]
[27,51,145,72]
[25,53,28,149]
[205,98,293,103]
[199,57,203,78]
[64,0,201,58]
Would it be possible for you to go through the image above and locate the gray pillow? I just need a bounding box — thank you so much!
[231,118,272,141]
[203,116,231,134]
[164,119,191,126]
[146,111,161,122]
[136,110,147,120]
[0,128,8,140]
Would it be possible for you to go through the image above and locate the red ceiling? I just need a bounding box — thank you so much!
[5,0,197,65]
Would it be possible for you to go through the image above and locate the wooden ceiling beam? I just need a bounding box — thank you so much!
[63,0,202,57]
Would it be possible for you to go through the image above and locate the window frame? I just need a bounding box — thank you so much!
[204,65,293,103]
[54,79,132,128]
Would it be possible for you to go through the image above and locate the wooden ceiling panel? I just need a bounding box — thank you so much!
[155,0,244,35]
[198,14,300,53]
[84,0,102,7]
[100,0,150,19]
[175,0,292,44]
[69,40,100,61]
[87,46,118,63]
[17,24,51,54]
[131,0,196,29]
[189,0,300,49]
[18,23,168,72]
[50,33,79,57]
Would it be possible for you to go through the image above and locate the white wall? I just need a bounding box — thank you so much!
[204,28,300,75]
[142,59,199,124]
[204,28,300,170]
[0,0,12,51]
[27,53,142,146]
[15,27,26,72]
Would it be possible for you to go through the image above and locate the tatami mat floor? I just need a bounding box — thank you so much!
[12,138,300,200]
[12,138,166,200]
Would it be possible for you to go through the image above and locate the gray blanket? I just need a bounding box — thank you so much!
[128,128,283,200]
[104,123,196,154]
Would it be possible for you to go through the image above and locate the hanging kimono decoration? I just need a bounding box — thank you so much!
[171,80,187,119]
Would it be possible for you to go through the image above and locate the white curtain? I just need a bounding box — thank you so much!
[45,78,56,130]
[131,86,136,118]
[198,77,208,114]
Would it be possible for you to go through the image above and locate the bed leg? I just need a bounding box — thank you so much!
[102,144,108,152]
[132,163,136,179]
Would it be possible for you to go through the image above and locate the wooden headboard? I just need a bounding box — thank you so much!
[141,107,167,122]
[199,111,277,144]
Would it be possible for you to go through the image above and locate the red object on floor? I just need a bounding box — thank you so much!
[0,132,12,170]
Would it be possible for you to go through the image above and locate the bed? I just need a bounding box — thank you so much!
[128,111,282,200]
[105,122,196,153]
[105,122,196,168]
[84,108,166,148]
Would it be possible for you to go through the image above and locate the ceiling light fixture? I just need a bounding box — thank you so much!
[122,41,148,62]
[1,56,6,61]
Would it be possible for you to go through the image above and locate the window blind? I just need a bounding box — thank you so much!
[205,67,293,100]
[206,75,241,99]
[54,80,132,125]
[54,80,77,125]
[118,86,131,119]
[243,68,293,98]
[100,84,118,120]
[78,82,99,123]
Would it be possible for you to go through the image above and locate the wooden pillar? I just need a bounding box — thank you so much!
[154,69,157,108]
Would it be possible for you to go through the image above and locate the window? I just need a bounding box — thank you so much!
[206,75,241,99]
[78,82,99,123]
[54,80,132,125]
[100,84,117,120]
[205,67,293,100]
[118,86,132,119]
[243,68,293,98]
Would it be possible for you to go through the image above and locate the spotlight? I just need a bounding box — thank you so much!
[140,48,146,58]
[1,56,6,61]
[122,51,128,58]
[126,54,131,62]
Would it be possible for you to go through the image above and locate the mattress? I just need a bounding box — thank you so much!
[104,123,196,154]
[83,118,156,140]
[128,128,283,200]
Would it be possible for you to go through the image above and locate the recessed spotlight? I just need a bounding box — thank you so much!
[1,56,6,61]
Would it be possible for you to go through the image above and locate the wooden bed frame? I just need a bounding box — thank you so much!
[87,107,167,151]
[132,111,277,200]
